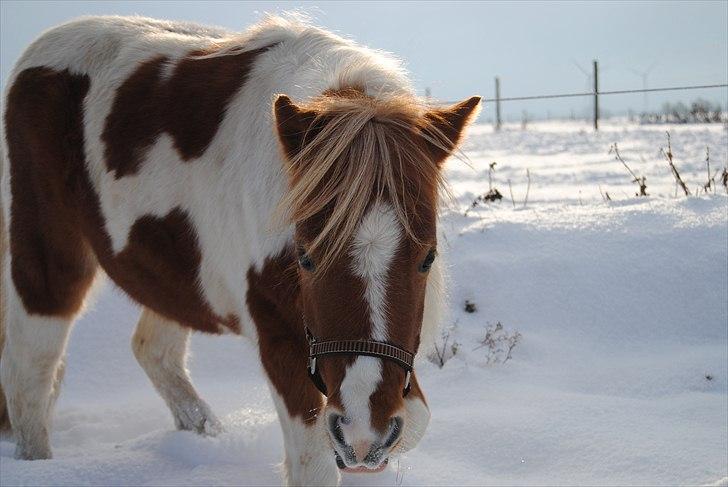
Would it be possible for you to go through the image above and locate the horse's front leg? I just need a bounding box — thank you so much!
[257,327,339,486]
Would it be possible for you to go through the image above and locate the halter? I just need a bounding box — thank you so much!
[305,327,414,397]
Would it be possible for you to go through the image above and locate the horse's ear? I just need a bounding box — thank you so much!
[424,96,482,164]
[273,94,319,161]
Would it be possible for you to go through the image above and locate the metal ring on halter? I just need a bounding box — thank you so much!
[309,356,316,374]
[305,326,414,397]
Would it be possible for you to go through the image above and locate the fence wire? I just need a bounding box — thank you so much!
[438,83,728,105]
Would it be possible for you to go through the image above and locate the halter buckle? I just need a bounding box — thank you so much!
[306,326,316,369]
[403,370,412,396]
[305,326,328,396]
[309,356,317,375]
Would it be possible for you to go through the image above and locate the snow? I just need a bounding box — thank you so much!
[2,119,727,485]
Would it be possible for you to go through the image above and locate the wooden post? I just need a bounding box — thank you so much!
[593,60,599,131]
[495,76,502,131]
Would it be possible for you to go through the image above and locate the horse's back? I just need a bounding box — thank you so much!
[9,16,230,79]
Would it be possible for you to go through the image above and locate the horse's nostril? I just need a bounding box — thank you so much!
[328,414,346,445]
[383,416,403,448]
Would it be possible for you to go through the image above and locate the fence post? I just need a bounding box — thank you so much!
[495,76,502,131]
[593,60,599,131]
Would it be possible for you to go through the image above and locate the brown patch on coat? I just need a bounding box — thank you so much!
[96,208,235,333]
[103,45,275,178]
[246,248,325,422]
[5,67,98,318]
[72,185,237,333]
[5,66,238,334]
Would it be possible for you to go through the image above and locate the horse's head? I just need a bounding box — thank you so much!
[273,90,480,470]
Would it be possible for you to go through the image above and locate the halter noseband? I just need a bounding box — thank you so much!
[305,327,414,397]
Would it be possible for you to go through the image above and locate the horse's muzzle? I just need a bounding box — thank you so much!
[327,413,403,472]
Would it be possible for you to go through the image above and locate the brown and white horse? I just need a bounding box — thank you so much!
[0,15,480,485]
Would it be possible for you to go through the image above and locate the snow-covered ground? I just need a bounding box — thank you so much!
[1,120,727,486]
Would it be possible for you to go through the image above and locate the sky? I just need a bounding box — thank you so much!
[1,1,726,122]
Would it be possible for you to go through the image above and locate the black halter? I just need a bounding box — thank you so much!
[305,327,414,397]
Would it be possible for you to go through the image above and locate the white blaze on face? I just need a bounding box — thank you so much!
[337,202,402,443]
[350,202,402,342]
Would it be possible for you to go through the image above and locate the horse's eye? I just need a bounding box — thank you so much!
[419,249,437,273]
[298,249,315,272]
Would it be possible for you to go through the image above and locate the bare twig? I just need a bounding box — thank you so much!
[609,143,639,180]
[431,323,460,368]
[721,167,728,193]
[598,185,612,202]
[523,169,531,208]
[508,179,516,208]
[704,147,713,193]
[473,322,522,364]
[702,147,720,194]
[482,162,503,202]
[464,162,503,214]
[503,332,521,363]
[463,197,478,216]
[609,143,647,196]
[432,332,450,368]
[661,132,690,196]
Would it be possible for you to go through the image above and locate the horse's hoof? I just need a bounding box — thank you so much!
[173,400,223,436]
[198,415,224,436]
[14,442,52,460]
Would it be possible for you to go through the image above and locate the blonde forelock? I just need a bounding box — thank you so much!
[277,93,454,272]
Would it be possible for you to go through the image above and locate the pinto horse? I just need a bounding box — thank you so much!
[0,15,480,485]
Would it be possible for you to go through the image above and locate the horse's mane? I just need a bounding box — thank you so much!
[278,90,452,270]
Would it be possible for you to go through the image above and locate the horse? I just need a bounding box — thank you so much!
[0,14,480,485]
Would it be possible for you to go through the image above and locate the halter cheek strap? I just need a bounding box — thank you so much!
[305,327,414,397]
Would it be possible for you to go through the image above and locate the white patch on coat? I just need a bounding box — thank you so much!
[0,281,75,459]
